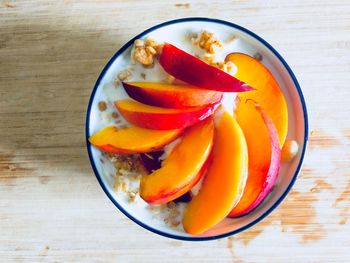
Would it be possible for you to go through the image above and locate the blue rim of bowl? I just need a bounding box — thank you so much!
[85,17,309,241]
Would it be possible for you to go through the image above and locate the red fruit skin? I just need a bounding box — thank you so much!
[159,43,253,92]
[228,103,281,217]
[116,100,218,130]
[122,82,223,109]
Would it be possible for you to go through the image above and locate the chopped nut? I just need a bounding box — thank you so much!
[254,52,263,61]
[282,139,299,161]
[134,47,154,66]
[134,39,144,47]
[116,171,123,177]
[215,61,225,69]
[121,181,127,191]
[147,205,159,212]
[114,178,125,190]
[98,101,107,111]
[163,201,181,228]
[166,201,176,209]
[203,56,237,75]
[111,112,119,118]
[194,31,223,54]
[225,61,235,71]
[170,217,180,227]
[224,35,237,45]
[145,38,163,53]
[114,79,121,87]
[221,61,236,74]
[175,3,190,8]
[127,191,137,202]
[140,73,146,80]
[132,38,162,67]
[145,38,157,47]
[117,69,132,81]
[129,174,140,181]
[188,32,198,42]
[146,46,157,55]
[203,53,216,65]
[164,74,175,84]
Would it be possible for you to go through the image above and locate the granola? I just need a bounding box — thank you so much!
[132,38,163,67]
[192,30,223,54]
[117,69,132,81]
[98,101,107,111]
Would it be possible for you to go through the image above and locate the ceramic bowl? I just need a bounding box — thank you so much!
[86,17,308,241]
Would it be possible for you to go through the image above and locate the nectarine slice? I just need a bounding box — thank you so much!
[139,117,214,204]
[123,82,223,108]
[183,112,248,235]
[228,101,281,217]
[115,99,216,130]
[89,126,182,154]
[159,43,253,92]
[225,52,288,146]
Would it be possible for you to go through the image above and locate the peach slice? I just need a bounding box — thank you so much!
[115,99,216,130]
[159,43,253,92]
[123,82,223,108]
[89,126,182,154]
[139,117,214,204]
[228,101,281,217]
[183,112,248,235]
[225,52,288,146]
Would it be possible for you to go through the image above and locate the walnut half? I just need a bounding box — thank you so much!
[193,31,223,54]
[132,38,163,67]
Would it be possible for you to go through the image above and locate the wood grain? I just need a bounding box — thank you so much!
[1,0,350,262]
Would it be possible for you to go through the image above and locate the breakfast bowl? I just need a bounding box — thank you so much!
[85,17,308,241]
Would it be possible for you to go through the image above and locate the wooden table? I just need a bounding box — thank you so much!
[1,0,349,262]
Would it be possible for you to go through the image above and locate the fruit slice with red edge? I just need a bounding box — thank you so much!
[228,100,281,217]
[183,112,248,235]
[225,52,288,146]
[115,99,216,130]
[159,43,253,92]
[141,152,194,203]
[123,82,223,108]
[139,117,214,204]
[89,126,182,154]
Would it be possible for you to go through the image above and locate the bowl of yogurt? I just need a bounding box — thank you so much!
[86,17,308,241]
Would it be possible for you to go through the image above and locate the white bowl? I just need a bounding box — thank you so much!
[85,18,308,241]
